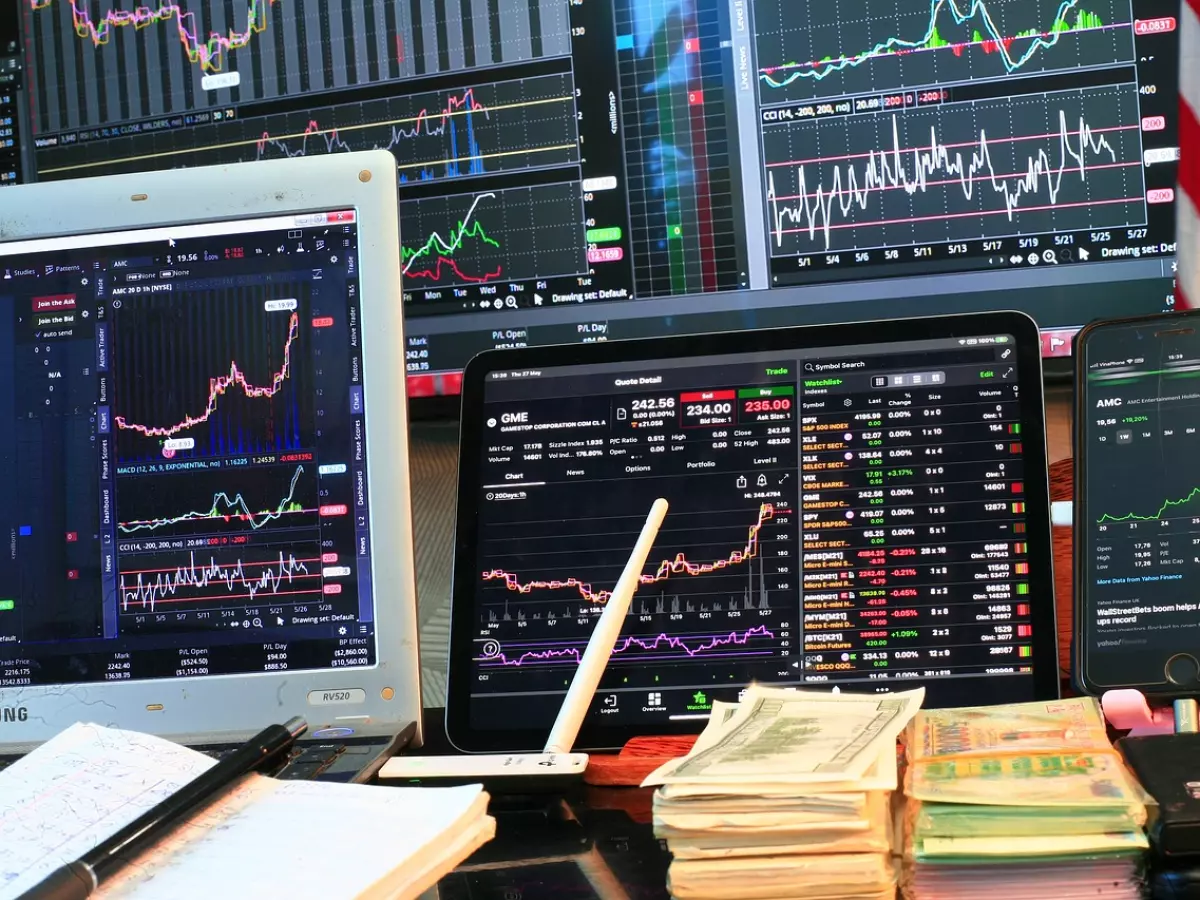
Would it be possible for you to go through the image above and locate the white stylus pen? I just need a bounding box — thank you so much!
[543,497,669,755]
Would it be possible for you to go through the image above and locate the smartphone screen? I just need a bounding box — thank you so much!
[1080,313,1200,693]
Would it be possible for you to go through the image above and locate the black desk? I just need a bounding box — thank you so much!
[413,708,670,899]
[437,790,670,899]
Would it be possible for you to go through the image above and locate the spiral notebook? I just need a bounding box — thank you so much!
[0,723,495,900]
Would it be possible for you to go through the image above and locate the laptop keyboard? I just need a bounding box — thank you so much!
[0,738,390,782]
[200,741,349,780]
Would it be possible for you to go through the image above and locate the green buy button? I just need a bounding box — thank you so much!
[586,226,623,243]
[737,385,796,398]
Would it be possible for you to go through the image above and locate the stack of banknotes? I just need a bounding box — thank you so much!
[902,697,1151,900]
[641,685,925,900]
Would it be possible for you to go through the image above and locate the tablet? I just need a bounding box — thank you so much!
[447,312,1058,752]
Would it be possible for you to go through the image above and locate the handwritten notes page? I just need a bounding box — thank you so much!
[0,723,494,900]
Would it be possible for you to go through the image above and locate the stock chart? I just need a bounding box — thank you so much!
[472,385,797,705]
[762,81,1146,254]
[751,0,1166,286]
[24,0,571,131]
[754,0,1135,101]
[115,464,319,539]
[112,287,313,463]
[401,181,588,288]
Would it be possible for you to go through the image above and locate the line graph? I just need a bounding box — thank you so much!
[115,312,298,441]
[752,0,1134,101]
[761,84,1145,254]
[118,548,321,611]
[43,73,580,181]
[25,0,572,134]
[254,75,579,184]
[1097,487,1200,523]
[116,465,319,538]
[478,625,778,667]
[30,0,275,74]
[112,287,314,463]
[482,503,785,603]
[401,182,588,290]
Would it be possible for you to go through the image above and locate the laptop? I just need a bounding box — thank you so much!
[0,151,422,781]
[444,312,1059,753]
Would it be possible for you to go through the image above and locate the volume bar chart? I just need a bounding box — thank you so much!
[25,0,572,133]
[401,181,588,289]
[762,83,1146,254]
[753,0,1135,101]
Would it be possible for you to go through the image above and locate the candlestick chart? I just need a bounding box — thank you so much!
[400,182,588,289]
[24,0,573,133]
[762,83,1146,254]
[111,286,315,464]
[753,0,1135,101]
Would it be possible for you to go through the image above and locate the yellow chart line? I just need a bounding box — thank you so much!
[40,95,577,175]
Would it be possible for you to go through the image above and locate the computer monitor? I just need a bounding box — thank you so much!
[0,0,1180,394]
[0,152,423,749]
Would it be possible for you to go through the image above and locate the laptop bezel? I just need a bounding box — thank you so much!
[446,311,1059,753]
[0,151,422,751]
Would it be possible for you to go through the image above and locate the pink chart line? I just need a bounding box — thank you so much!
[479,625,776,667]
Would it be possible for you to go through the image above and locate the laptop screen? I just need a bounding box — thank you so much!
[0,210,376,686]
[462,329,1055,740]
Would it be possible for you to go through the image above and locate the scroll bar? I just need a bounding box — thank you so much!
[728,0,770,289]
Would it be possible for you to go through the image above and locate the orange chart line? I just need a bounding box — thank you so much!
[482,503,786,604]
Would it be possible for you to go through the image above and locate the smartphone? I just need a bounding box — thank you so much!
[1074,310,1200,696]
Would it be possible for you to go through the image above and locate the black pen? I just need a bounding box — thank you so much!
[19,716,308,900]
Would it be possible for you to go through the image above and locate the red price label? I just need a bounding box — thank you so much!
[1134,16,1175,33]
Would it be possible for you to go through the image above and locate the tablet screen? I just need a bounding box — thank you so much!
[452,320,1057,748]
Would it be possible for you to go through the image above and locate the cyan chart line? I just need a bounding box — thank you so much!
[760,0,1101,88]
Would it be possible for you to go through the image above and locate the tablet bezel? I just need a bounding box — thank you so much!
[447,310,1059,753]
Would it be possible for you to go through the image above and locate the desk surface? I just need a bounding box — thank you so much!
[436,790,669,900]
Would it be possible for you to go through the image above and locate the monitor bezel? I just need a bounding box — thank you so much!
[0,150,423,750]
[447,310,1060,753]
